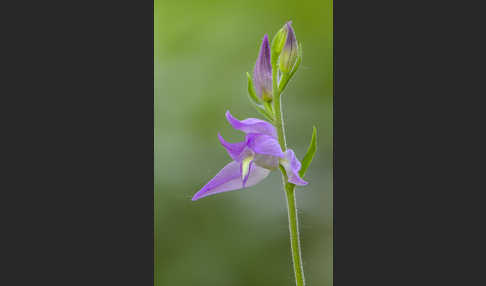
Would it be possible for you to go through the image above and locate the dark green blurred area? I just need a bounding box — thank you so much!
[155,0,332,285]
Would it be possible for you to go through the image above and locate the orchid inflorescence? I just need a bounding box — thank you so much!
[192,21,316,202]
[192,21,317,286]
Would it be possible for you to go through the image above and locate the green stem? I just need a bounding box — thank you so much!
[273,68,286,149]
[285,183,305,286]
[273,65,305,286]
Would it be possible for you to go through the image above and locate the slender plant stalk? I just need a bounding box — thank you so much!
[273,66,306,286]
[273,68,286,149]
[285,182,305,286]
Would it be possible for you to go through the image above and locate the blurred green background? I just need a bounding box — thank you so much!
[155,0,332,285]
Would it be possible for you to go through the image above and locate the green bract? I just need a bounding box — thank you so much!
[299,126,317,178]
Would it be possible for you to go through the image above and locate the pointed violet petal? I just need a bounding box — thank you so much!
[217,133,248,161]
[253,34,273,100]
[282,149,308,186]
[247,134,284,158]
[192,161,271,201]
[225,110,277,138]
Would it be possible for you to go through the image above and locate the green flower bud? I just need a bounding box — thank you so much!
[279,21,299,73]
[271,27,287,65]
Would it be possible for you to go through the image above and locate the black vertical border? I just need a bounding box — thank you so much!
[4,1,155,284]
[333,1,477,285]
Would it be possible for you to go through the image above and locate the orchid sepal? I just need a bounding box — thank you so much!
[225,110,277,138]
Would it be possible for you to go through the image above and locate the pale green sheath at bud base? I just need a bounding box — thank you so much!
[279,21,299,73]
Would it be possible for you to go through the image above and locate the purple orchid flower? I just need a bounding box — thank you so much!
[253,34,273,102]
[192,111,307,201]
[279,21,298,73]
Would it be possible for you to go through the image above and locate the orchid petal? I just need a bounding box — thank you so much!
[281,149,308,186]
[247,134,284,157]
[192,161,270,201]
[217,133,248,161]
[225,110,277,138]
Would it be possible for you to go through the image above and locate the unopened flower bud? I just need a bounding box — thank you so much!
[279,21,299,73]
[271,26,287,63]
[253,34,273,102]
